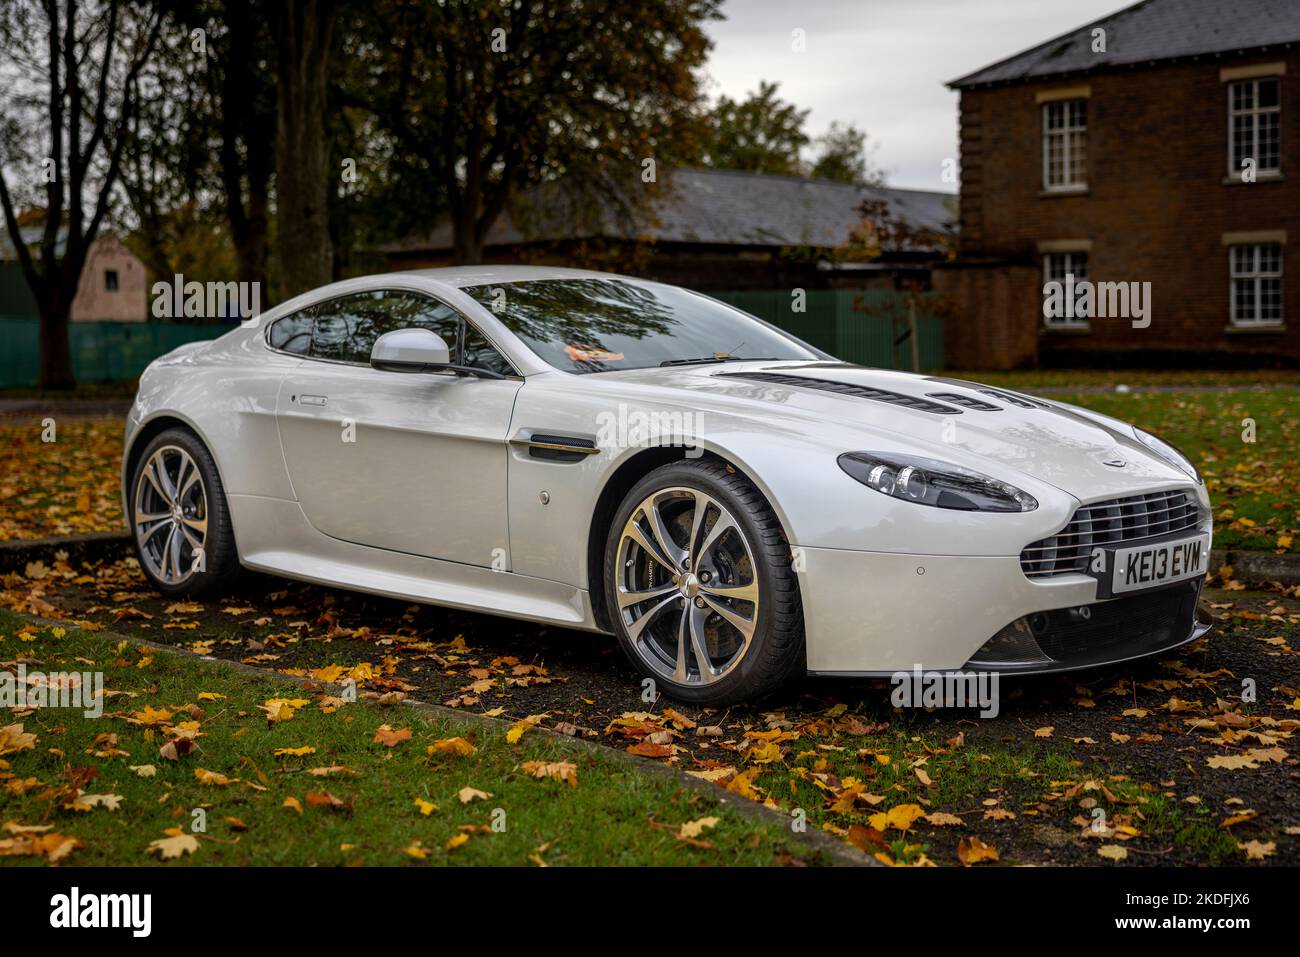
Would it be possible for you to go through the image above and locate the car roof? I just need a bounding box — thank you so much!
[391,265,633,289]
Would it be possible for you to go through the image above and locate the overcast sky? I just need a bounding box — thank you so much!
[703,0,1135,192]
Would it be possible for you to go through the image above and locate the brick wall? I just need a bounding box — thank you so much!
[953,52,1300,366]
[933,262,1039,369]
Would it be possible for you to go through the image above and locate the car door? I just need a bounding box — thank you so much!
[273,288,522,568]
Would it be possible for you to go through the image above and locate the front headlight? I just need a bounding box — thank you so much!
[1134,428,1201,483]
[837,452,1038,512]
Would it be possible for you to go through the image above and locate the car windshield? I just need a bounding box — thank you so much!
[461,277,818,373]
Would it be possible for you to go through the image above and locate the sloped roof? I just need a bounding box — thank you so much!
[385,168,955,254]
[0,224,66,260]
[950,0,1300,89]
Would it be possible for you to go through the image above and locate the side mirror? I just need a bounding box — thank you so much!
[370,328,451,372]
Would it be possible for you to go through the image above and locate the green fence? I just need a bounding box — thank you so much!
[712,289,944,371]
[0,288,945,388]
[0,318,232,388]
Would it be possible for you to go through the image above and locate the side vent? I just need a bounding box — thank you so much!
[925,392,1003,411]
[509,430,599,463]
[716,372,962,415]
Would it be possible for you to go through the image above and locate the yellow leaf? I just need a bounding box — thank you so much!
[194,768,235,787]
[678,816,719,839]
[403,840,429,859]
[457,786,492,804]
[1207,754,1260,770]
[0,723,38,756]
[506,713,549,744]
[868,803,926,832]
[1033,726,1054,738]
[282,797,304,815]
[1097,844,1128,862]
[372,724,413,747]
[261,698,309,722]
[197,692,226,701]
[146,832,200,860]
[426,737,477,758]
[518,760,579,788]
[1239,840,1275,860]
[924,812,963,827]
[273,746,317,757]
[414,798,438,816]
[445,833,470,851]
[957,836,999,865]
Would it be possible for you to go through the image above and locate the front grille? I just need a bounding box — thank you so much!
[966,580,1202,671]
[715,372,962,414]
[1020,489,1201,579]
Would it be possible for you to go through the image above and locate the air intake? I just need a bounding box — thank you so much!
[716,372,961,415]
[1020,489,1202,579]
[977,388,1044,410]
[925,392,1003,411]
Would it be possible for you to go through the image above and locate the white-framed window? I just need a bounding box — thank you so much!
[1042,99,1087,190]
[1228,77,1281,178]
[1229,243,1283,326]
[1043,251,1091,327]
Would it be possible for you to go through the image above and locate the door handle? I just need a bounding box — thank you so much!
[299,394,328,406]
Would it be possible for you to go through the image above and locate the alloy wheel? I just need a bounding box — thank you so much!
[615,486,760,686]
[133,445,208,586]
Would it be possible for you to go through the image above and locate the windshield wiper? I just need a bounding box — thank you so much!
[659,356,778,367]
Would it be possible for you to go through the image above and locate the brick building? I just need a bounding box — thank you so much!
[937,0,1300,369]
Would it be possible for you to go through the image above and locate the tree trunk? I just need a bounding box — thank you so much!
[275,0,335,298]
[452,226,484,266]
[38,296,75,390]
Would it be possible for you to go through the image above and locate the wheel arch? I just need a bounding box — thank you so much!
[585,441,797,633]
[121,412,227,521]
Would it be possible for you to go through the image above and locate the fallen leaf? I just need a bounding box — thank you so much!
[146,830,199,860]
[957,836,999,865]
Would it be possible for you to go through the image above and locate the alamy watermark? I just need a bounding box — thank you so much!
[151,273,261,324]
[1,664,103,718]
[890,665,1000,718]
[596,403,704,457]
[1043,273,1151,329]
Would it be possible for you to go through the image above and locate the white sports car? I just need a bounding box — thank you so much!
[122,266,1212,704]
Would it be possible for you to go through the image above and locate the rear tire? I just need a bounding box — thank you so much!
[129,428,240,598]
[603,458,804,705]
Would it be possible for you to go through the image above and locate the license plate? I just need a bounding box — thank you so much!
[1110,534,1210,595]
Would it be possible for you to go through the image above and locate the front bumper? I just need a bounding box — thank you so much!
[797,545,1209,675]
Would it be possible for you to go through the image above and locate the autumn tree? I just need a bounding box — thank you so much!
[0,0,163,388]
[699,80,809,177]
[364,0,718,265]
[810,121,884,187]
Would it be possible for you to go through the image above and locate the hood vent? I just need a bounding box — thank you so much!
[925,392,1003,411]
[977,388,1046,410]
[716,372,962,415]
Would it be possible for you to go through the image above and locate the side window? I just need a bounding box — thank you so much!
[310,291,384,363]
[462,322,515,376]
[406,297,464,358]
[273,289,514,373]
[268,310,314,355]
[308,291,462,364]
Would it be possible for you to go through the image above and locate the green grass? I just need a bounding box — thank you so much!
[947,369,1300,390]
[0,611,813,867]
[728,706,1243,866]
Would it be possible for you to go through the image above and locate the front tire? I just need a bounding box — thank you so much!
[604,458,804,705]
[129,428,240,597]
